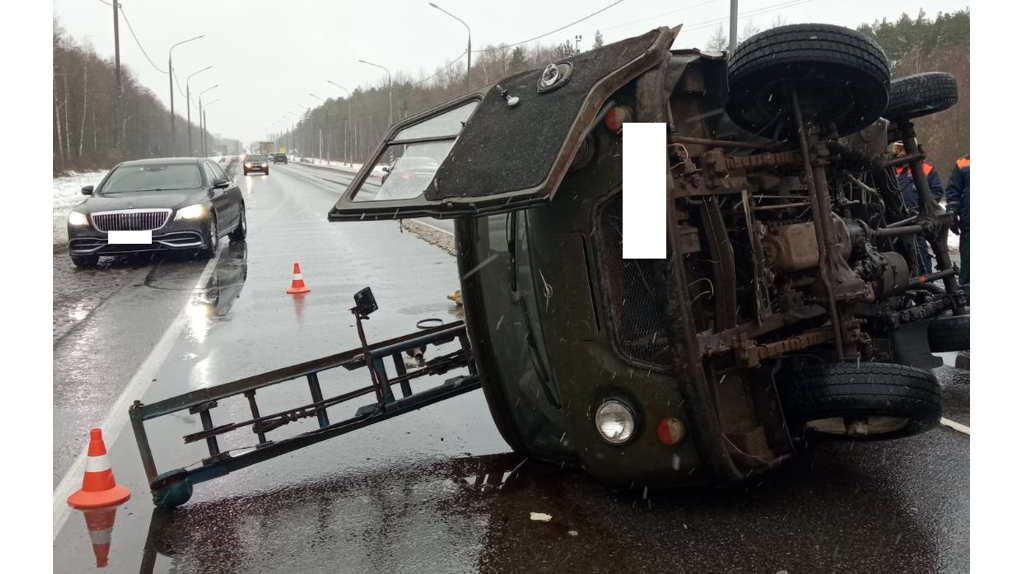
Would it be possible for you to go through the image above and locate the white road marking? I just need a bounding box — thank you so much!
[940,417,970,435]
[53,250,221,541]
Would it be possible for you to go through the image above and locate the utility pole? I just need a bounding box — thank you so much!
[113,0,124,158]
[729,0,739,52]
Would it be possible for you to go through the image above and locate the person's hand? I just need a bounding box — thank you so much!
[948,211,961,235]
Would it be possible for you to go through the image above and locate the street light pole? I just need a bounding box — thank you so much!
[310,93,330,162]
[729,0,739,52]
[202,99,220,157]
[197,84,219,157]
[429,3,471,91]
[185,65,212,156]
[168,34,204,156]
[328,81,353,165]
[358,59,392,126]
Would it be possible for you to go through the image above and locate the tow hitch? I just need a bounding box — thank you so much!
[129,287,479,508]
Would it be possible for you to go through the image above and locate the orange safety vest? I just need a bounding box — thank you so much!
[895,162,934,176]
[956,156,970,169]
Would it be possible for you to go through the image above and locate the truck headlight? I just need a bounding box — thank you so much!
[68,211,89,226]
[175,204,207,220]
[595,399,637,445]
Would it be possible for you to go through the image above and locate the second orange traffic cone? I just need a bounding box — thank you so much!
[67,429,131,509]
[287,262,311,294]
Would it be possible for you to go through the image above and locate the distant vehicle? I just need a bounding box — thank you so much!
[377,157,440,200]
[273,153,288,164]
[67,158,246,268]
[243,154,269,175]
[258,141,275,156]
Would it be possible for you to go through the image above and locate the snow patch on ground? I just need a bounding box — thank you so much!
[289,157,388,177]
[53,170,108,245]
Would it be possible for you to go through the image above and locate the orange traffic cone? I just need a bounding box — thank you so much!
[67,429,131,509]
[287,262,311,294]
[81,506,119,568]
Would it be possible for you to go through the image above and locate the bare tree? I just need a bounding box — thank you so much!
[706,24,728,51]
[593,30,604,49]
[740,20,761,43]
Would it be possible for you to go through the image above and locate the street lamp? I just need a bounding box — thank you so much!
[358,59,392,126]
[168,34,204,156]
[202,98,220,157]
[185,65,212,155]
[328,80,354,165]
[197,84,219,156]
[310,93,331,163]
[286,112,300,154]
[429,3,471,91]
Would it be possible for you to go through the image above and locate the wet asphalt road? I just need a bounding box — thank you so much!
[53,164,969,573]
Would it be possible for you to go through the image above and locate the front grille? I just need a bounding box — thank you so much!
[596,196,673,366]
[92,210,169,232]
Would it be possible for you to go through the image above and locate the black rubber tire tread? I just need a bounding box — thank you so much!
[927,314,969,352]
[884,72,959,121]
[727,23,890,138]
[779,362,941,440]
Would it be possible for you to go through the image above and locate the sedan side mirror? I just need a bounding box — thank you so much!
[81,185,94,196]
[213,177,231,189]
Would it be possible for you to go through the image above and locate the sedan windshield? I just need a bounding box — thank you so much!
[247,155,266,162]
[99,164,203,194]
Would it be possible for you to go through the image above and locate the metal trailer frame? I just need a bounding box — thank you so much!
[129,289,479,508]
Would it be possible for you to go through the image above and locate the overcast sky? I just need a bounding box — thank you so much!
[52,0,970,144]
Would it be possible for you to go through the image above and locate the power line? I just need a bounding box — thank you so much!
[600,1,717,33]
[679,0,815,33]
[473,0,627,54]
[414,50,469,86]
[118,5,167,74]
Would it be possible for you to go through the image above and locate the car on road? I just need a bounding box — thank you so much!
[67,157,247,268]
[243,154,270,175]
[273,153,288,164]
[377,156,441,200]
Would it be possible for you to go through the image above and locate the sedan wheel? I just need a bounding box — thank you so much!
[200,217,219,259]
[229,206,247,241]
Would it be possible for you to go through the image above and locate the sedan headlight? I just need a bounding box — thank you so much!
[68,211,89,226]
[175,204,207,220]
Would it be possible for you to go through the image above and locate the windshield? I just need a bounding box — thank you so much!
[247,155,266,162]
[98,164,203,194]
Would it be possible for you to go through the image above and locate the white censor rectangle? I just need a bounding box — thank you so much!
[622,122,667,259]
[108,230,152,245]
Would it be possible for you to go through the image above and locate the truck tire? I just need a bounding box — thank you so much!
[779,362,941,440]
[928,314,969,353]
[727,23,890,139]
[884,72,958,121]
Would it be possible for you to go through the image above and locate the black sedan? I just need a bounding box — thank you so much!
[243,154,270,175]
[67,158,247,268]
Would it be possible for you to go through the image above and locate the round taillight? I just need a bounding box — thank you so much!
[604,105,633,133]
[657,418,685,445]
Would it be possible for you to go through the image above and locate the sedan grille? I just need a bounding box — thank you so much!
[92,210,170,232]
